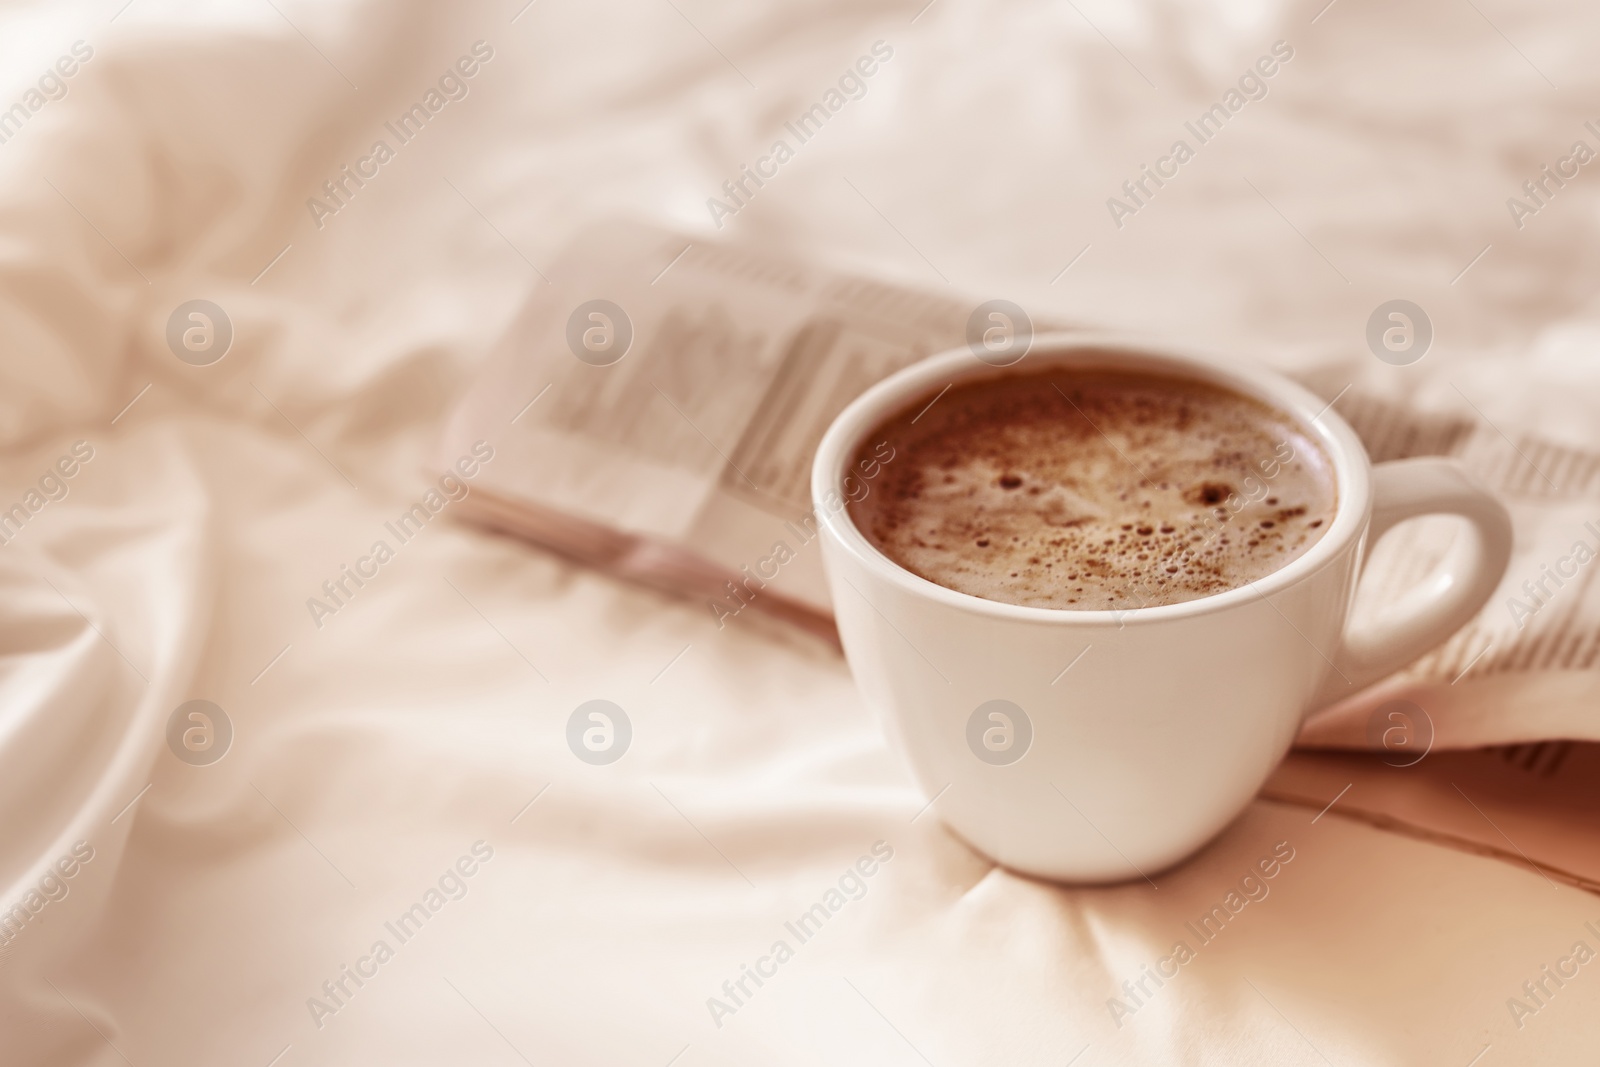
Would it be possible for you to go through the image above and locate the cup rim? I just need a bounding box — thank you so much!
[810,332,1372,626]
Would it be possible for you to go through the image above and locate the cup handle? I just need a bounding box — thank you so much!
[1312,457,1513,708]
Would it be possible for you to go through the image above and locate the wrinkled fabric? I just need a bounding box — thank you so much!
[2,0,1598,1063]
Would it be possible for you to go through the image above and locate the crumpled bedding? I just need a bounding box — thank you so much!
[2,0,1599,1062]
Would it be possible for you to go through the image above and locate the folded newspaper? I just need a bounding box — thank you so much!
[438,218,986,643]
[441,219,1600,890]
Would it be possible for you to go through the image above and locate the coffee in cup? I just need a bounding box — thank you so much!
[848,368,1337,610]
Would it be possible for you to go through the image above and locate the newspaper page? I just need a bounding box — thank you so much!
[438,218,987,641]
[1266,386,1600,891]
[1326,389,1600,689]
[1279,378,1600,746]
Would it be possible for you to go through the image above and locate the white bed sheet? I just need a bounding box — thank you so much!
[2,0,1599,1062]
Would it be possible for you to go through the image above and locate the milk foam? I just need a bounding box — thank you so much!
[848,368,1337,609]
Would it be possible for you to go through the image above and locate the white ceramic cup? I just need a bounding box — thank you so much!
[812,335,1513,882]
